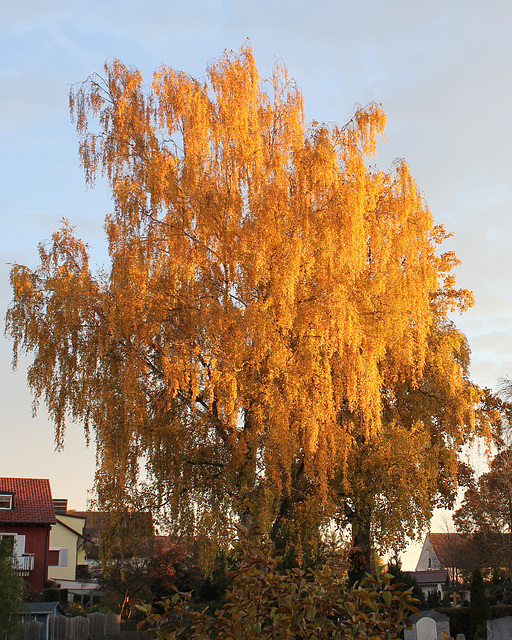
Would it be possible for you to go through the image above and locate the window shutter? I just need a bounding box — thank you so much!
[14,534,26,555]
[59,548,68,566]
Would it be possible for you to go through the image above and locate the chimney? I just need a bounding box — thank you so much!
[53,499,68,514]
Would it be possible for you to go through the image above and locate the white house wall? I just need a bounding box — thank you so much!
[415,533,444,571]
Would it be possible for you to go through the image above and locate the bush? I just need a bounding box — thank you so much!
[470,566,491,639]
[137,530,420,639]
[427,588,442,609]
[42,587,60,602]
[439,607,470,639]
[490,604,512,619]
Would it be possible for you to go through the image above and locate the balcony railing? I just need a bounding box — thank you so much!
[14,553,35,576]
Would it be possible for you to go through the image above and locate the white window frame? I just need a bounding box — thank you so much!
[0,493,13,510]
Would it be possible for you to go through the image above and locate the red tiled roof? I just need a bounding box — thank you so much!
[0,478,55,525]
[428,532,474,566]
[410,570,449,585]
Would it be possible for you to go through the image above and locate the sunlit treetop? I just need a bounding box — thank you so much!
[7,44,492,563]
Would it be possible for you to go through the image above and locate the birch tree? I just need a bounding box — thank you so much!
[6,44,497,568]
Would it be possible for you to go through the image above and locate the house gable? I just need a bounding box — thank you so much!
[0,477,56,598]
[0,478,55,525]
[415,533,444,571]
[49,516,87,581]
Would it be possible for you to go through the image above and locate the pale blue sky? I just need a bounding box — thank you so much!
[2,0,511,568]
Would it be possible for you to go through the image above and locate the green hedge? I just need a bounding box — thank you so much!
[438,604,512,638]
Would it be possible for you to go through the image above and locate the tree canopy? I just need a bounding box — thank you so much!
[454,447,512,578]
[6,44,499,566]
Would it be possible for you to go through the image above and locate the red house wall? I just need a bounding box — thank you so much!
[0,523,50,597]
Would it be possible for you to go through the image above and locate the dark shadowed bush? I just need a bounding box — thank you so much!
[42,587,60,602]
[470,566,491,639]
[137,530,419,639]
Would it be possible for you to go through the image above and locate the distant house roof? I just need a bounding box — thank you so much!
[67,510,153,539]
[409,570,449,585]
[428,533,473,568]
[23,601,62,615]
[0,478,56,525]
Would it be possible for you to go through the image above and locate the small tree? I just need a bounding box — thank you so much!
[0,539,26,637]
[455,446,512,577]
[427,588,441,609]
[470,566,490,639]
[387,558,425,609]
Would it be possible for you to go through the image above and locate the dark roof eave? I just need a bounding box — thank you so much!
[55,517,86,538]
[0,520,56,526]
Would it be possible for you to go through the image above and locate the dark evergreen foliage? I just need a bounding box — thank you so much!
[470,566,491,639]
[426,588,442,608]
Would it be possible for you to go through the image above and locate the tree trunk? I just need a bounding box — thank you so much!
[348,512,372,584]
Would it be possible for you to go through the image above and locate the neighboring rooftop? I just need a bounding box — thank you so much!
[428,532,474,568]
[0,477,56,524]
[412,570,449,585]
[67,510,153,539]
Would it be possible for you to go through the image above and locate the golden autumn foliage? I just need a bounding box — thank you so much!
[5,44,501,565]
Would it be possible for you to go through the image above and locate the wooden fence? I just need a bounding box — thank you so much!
[6,612,121,640]
[6,621,41,640]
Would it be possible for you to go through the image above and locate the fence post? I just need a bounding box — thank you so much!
[49,616,68,640]
[72,615,89,640]
[88,611,105,636]
[104,613,121,635]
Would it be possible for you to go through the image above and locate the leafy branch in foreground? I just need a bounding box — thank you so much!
[137,530,419,640]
